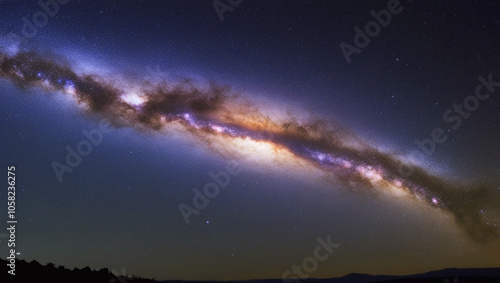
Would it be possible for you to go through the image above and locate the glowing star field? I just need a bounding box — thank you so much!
[1,1,499,281]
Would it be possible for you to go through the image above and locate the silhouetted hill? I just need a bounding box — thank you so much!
[2,258,499,283]
[0,258,156,283]
[249,267,500,283]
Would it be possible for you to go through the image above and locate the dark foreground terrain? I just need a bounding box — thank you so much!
[2,258,499,283]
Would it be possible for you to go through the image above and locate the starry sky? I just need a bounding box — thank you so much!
[0,0,499,280]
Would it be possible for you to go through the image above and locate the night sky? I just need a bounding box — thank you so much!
[1,0,499,280]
